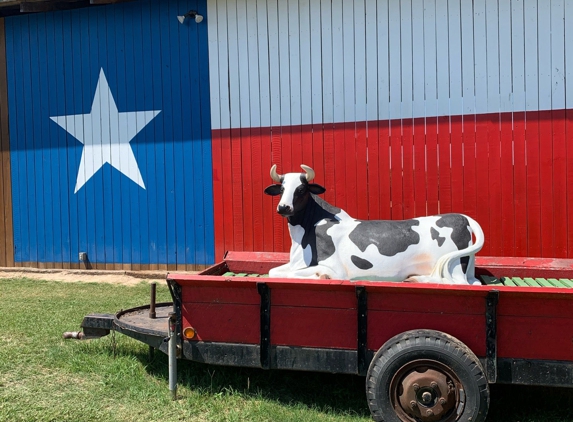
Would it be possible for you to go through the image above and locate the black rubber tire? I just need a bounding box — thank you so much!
[366,330,489,422]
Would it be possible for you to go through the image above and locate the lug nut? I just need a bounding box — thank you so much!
[439,397,447,405]
[421,392,432,403]
[412,383,420,391]
[410,400,417,409]
[430,381,438,388]
[426,409,434,416]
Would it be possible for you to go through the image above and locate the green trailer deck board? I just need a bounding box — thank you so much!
[523,277,542,287]
[501,277,517,287]
[511,277,530,287]
[222,272,235,277]
[247,273,260,277]
[535,278,555,288]
[547,278,568,288]
[559,278,573,288]
[235,273,248,277]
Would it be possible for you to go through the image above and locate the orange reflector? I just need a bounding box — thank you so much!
[183,327,196,340]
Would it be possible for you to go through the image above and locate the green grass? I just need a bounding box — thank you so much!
[0,278,572,421]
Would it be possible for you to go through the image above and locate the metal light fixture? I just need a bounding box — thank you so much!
[177,10,203,24]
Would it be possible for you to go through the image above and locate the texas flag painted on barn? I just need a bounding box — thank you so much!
[4,0,214,266]
[206,0,573,262]
[3,0,573,267]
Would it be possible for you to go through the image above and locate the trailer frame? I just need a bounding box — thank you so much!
[76,251,573,421]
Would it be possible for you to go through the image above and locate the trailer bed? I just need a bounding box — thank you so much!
[162,252,573,387]
[75,251,573,421]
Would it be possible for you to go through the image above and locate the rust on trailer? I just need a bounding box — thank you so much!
[117,305,171,336]
[149,282,157,319]
[391,359,462,422]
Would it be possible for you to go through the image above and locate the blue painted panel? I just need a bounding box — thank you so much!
[20,18,37,263]
[5,0,214,266]
[36,13,53,262]
[47,13,66,264]
[4,20,24,263]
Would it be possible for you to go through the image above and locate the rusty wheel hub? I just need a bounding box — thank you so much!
[390,360,464,422]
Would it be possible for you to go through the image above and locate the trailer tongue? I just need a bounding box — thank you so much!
[66,252,573,422]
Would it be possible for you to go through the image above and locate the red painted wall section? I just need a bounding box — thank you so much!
[212,110,573,261]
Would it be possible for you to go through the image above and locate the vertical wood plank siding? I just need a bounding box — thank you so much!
[0,18,14,267]
[4,0,213,270]
[209,0,573,261]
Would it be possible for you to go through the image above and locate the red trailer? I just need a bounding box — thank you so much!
[75,251,573,422]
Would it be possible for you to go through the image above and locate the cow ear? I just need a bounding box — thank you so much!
[308,184,326,195]
[264,184,282,196]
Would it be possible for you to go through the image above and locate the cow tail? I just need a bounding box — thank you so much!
[430,215,485,282]
[467,216,485,254]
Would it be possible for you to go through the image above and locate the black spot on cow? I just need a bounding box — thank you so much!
[313,218,339,263]
[351,255,374,270]
[436,214,471,250]
[349,220,421,257]
[430,227,445,247]
[289,195,341,265]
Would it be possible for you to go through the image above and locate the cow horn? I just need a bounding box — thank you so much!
[270,165,282,182]
[301,165,315,182]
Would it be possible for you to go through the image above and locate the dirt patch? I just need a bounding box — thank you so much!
[0,268,198,286]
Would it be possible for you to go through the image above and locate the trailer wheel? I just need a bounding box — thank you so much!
[366,330,489,422]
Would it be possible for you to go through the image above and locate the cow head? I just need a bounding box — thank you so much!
[264,164,326,217]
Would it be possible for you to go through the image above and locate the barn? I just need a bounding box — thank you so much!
[0,0,570,270]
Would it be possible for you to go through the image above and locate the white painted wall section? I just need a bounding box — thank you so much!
[207,0,573,130]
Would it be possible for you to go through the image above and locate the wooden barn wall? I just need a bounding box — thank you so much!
[4,0,214,270]
[208,0,573,261]
[0,18,14,267]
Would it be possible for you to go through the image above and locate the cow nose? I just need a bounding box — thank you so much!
[277,204,293,215]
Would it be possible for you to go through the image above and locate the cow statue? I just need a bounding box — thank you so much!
[264,164,484,285]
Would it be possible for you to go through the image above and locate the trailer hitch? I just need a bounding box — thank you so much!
[62,331,85,340]
[63,313,115,340]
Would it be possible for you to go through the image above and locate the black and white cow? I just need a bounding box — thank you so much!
[264,164,484,284]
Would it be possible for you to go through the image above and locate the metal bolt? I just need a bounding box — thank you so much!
[421,392,432,403]
[426,409,434,416]
[439,398,447,405]
[410,400,418,409]
[413,383,420,391]
[430,381,438,388]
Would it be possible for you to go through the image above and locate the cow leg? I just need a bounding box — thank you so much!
[464,255,480,285]
[408,255,480,285]
[447,256,481,285]
[269,263,339,279]
[405,275,444,284]
[268,263,292,278]
[286,265,339,280]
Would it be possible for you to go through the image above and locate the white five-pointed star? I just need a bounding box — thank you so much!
[50,68,161,193]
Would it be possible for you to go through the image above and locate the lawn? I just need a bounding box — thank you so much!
[0,278,572,422]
